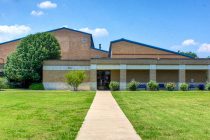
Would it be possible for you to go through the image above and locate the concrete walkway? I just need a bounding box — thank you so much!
[76,91,141,140]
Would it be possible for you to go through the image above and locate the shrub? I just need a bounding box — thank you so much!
[165,82,176,91]
[0,77,8,90]
[4,32,61,88]
[147,80,158,91]
[29,83,44,90]
[180,83,189,91]
[109,81,120,91]
[65,71,86,91]
[0,78,5,90]
[206,83,210,90]
[127,80,139,91]
[198,84,205,90]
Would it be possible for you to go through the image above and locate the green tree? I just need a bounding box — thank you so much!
[178,51,198,58]
[4,32,61,87]
[65,71,86,91]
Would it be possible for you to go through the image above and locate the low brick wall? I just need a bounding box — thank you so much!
[43,82,91,90]
[43,60,91,90]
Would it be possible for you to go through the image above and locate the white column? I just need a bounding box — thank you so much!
[120,64,127,90]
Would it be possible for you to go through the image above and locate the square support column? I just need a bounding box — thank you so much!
[178,65,186,90]
[149,65,156,81]
[120,65,127,90]
[208,65,210,82]
[90,64,97,90]
[179,65,186,83]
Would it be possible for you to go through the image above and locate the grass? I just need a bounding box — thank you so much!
[0,90,95,140]
[112,91,210,140]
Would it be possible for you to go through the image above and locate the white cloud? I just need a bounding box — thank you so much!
[197,43,210,52]
[79,27,109,38]
[38,1,57,9]
[171,39,198,51]
[31,10,44,16]
[0,25,31,35]
[0,36,11,42]
[0,25,31,43]
[182,39,197,46]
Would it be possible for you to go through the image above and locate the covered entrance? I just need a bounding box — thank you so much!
[97,70,111,90]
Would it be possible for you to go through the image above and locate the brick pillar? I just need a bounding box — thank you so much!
[120,65,126,90]
[178,65,186,90]
[90,65,97,90]
[208,66,210,82]
[179,65,186,83]
[149,65,156,81]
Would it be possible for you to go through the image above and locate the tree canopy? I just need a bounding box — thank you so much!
[178,51,198,58]
[4,32,61,87]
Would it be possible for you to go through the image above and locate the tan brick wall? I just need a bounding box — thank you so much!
[0,41,21,63]
[91,59,210,65]
[111,70,120,82]
[90,49,108,58]
[111,41,189,59]
[157,70,179,83]
[43,70,90,82]
[186,70,207,83]
[43,60,90,66]
[42,60,94,89]
[126,70,149,82]
[0,59,3,64]
[0,28,108,63]
[51,29,92,60]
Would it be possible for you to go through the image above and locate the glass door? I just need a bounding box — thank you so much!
[97,70,111,90]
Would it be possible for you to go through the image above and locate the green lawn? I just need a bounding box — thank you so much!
[112,91,210,140]
[0,90,95,140]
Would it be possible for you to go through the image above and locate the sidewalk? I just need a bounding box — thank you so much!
[76,91,141,140]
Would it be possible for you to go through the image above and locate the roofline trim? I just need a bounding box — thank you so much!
[0,27,92,45]
[108,38,194,59]
[47,27,92,35]
[0,27,110,55]
[91,48,109,53]
[0,37,23,45]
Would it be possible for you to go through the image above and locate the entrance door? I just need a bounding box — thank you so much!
[97,70,111,90]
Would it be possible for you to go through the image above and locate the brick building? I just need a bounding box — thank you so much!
[0,27,210,90]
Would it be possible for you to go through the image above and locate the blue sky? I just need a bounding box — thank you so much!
[0,0,210,57]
